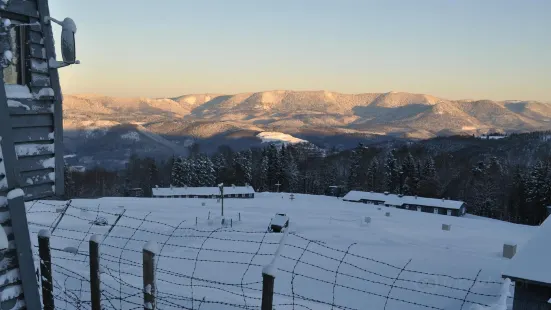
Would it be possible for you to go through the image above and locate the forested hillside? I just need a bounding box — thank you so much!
[64,132,551,225]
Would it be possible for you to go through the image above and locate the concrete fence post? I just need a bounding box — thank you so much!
[143,241,158,310]
[261,229,288,310]
[38,230,54,310]
[261,272,275,310]
[89,235,101,310]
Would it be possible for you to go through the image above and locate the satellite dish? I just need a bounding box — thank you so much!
[43,16,80,68]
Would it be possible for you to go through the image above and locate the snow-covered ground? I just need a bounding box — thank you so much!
[477,135,507,140]
[120,131,140,141]
[257,132,308,144]
[25,193,536,310]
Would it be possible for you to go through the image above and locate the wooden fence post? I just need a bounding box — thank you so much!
[143,241,158,310]
[89,235,101,310]
[261,272,275,310]
[38,230,54,310]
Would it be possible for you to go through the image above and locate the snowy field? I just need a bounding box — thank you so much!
[25,193,537,310]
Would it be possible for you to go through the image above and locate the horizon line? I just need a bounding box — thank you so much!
[62,90,548,104]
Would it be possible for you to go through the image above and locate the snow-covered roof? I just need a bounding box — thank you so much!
[382,195,407,206]
[343,191,390,202]
[503,216,551,284]
[401,196,464,210]
[342,191,464,210]
[152,186,255,196]
[271,214,289,227]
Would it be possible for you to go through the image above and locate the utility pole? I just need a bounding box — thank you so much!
[275,182,281,193]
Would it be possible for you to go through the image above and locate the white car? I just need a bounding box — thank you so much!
[268,213,289,233]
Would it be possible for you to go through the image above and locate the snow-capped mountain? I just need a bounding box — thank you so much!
[62,91,551,168]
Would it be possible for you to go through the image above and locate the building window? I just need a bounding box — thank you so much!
[3,21,28,85]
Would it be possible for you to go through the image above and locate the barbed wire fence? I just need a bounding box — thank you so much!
[26,200,547,310]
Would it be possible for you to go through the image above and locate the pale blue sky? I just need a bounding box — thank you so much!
[50,0,551,101]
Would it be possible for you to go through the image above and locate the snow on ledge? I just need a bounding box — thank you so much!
[41,157,55,168]
[90,234,102,244]
[7,100,29,110]
[144,241,159,254]
[38,229,51,238]
[5,85,33,99]
[7,188,24,200]
[35,88,55,98]
[262,263,276,277]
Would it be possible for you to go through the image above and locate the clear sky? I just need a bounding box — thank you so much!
[49,0,551,101]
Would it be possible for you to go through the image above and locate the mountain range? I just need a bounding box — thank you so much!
[62,90,551,169]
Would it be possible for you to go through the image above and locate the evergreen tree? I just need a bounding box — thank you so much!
[486,156,507,219]
[525,160,550,224]
[466,158,504,218]
[320,160,339,194]
[233,150,253,185]
[401,153,418,195]
[267,144,282,191]
[243,149,253,185]
[508,166,527,223]
[171,157,184,187]
[195,155,215,186]
[384,150,400,193]
[365,158,380,192]
[212,152,227,184]
[283,153,300,192]
[257,155,269,191]
[181,158,195,186]
[347,144,364,190]
[418,156,440,197]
